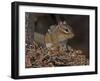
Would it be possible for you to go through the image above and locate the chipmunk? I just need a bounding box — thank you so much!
[34,21,74,49]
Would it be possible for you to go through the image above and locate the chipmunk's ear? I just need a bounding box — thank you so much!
[58,21,63,25]
[63,21,67,25]
[48,29,51,32]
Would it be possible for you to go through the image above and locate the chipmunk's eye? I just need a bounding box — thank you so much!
[65,29,69,32]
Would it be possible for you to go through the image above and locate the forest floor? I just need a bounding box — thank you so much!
[25,41,89,68]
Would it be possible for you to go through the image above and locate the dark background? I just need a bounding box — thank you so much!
[25,12,89,58]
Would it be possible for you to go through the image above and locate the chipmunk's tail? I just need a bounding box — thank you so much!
[34,32,54,48]
[34,32,45,46]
